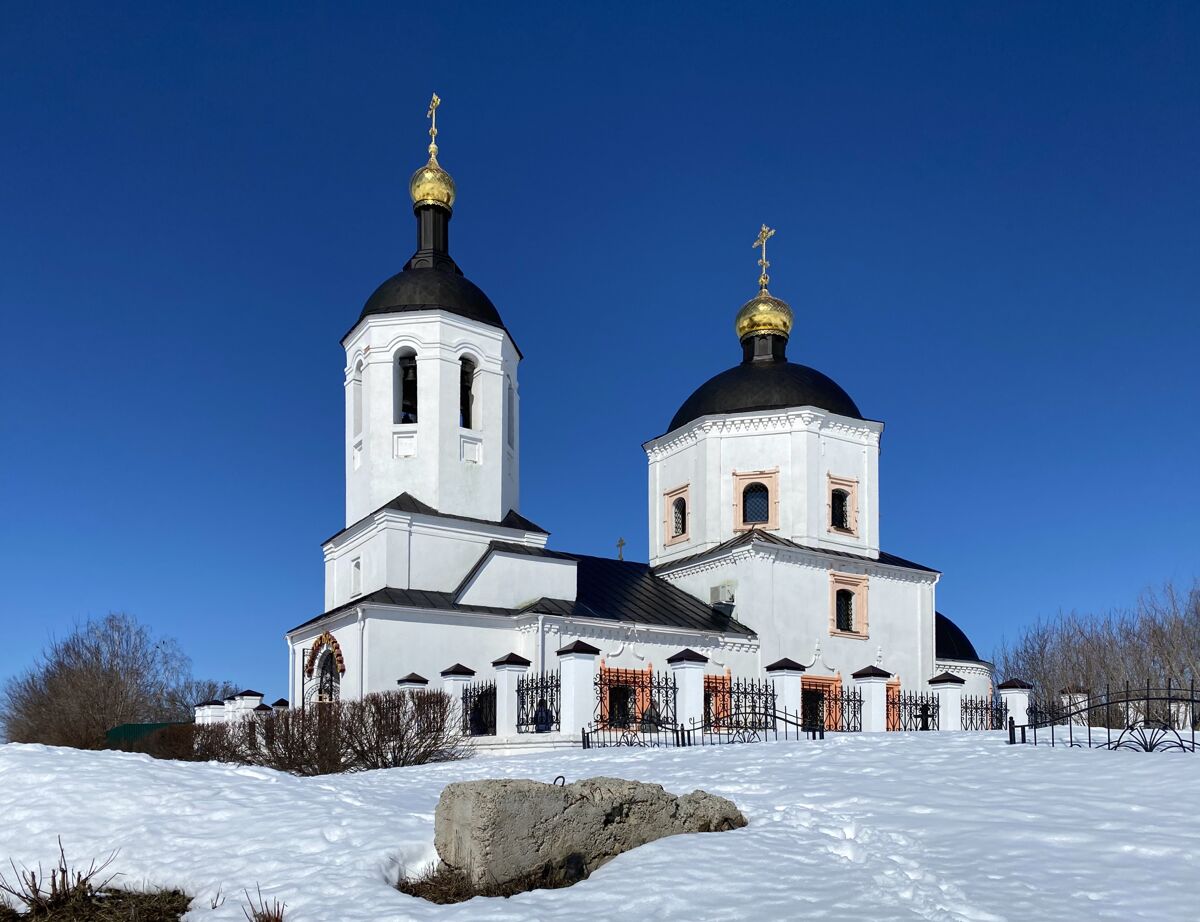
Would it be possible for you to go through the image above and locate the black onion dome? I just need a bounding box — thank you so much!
[359,267,505,330]
[935,612,982,662]
[669,360,864,432]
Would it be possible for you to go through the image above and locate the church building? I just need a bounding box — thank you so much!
[284,98,992,715]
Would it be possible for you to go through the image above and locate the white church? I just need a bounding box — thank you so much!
[282,99,993,725]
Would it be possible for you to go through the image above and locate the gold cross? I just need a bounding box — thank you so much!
[426,93,441,160]
[616,537,626,561]
[752,224,776,291]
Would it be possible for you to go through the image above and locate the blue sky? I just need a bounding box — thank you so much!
[1,2,1197,699]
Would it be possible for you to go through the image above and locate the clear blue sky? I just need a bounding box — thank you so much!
[2,3,1197,700]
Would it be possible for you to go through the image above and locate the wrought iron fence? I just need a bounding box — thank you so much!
[594,668,677,730]
[704,677,777,730]
[516,671,561,733]
[1010,680,1199,752]
[461,680,496,737]
[961,694,1008,731]
[890,691,940,731]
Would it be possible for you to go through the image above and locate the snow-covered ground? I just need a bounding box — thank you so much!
[0,733,1196,921]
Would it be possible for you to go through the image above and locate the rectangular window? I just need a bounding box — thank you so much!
[733,469,780,532]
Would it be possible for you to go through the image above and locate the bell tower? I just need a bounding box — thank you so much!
[341,95,521,526]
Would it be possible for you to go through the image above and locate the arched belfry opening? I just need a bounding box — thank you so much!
[394,349,418,424]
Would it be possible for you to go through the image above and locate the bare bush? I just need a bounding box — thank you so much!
[192,690,467,775]
[0,838,116,916]
[994,580,1200,695]
[242,885,285,922]
[0,613,233,749]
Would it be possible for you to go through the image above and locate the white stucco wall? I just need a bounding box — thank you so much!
[457,553,577,609]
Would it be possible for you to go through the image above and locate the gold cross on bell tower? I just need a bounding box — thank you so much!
[753,224,776,292]
[426,92,441,161]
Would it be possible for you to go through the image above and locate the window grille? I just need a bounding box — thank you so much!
[835,589,854,632]
[742,482,769,524]
[672,497,687,537]
[831,489,850,530]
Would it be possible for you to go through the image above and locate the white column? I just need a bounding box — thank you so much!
[998,680,1032,727]
[1061,687,1090,725]
[668,649,707,729]
[765,658,804,719]
[493,653,531,738]
[930,672,964,731]
[853,666,892,733]
[557,641,600,737]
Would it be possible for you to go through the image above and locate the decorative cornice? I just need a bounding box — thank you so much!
[644,408,882,461]
[305,631,346,677]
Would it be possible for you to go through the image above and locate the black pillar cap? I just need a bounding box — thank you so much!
[492,652,532,667]
[556,640,601,656]
[997,679,1032,690]
[397,673,429,685]
[666,648,708,665]
[765,657,806,672]
[929,671,966,686]
[851,665,893,679]
[440,663,476,678]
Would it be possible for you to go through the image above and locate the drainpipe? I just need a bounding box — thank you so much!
[537,613,546,674]
[358,608,366,699]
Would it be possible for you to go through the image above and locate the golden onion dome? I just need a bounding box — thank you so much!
[735,289,793,341]
[409,156,455,211]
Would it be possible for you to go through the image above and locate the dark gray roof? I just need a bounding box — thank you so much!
[654,529,939,575]
[666,648,708,664]
[935,612,983,662]
[929,671,966,685]
[852,665,892,679]
[669,358,864,433]
[323,492,546,547]
[289,542,756,638]
[765,657,806,672]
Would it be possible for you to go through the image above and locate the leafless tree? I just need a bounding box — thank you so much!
[994,580,1200,699]
[0,613,233,748]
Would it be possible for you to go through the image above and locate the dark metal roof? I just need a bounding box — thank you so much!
[934,612,982,663]
[851,665,892,679]
[557,640,601,656]
[765,657,806,672]
[323,492,546,547]
[440,663,476,677]
[196,699,225,707]
[668,358,864,434]
[254,703,273,712]
[359,266,507,331]
[997,679,1031,690]
[397,673,429,685]
[233,689,263,698]
[655,529,939,575]
[929,671,966,685]
[271,699,289,707]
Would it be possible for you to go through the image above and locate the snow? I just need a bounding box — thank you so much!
[1,733,1197,921]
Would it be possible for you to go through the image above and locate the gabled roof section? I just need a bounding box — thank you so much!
[653,529,939,575]
[323,492,547,547]
[290,544,757,637]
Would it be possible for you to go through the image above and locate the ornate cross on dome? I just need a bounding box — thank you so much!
[426,92,442,160]
[753,224,776,291]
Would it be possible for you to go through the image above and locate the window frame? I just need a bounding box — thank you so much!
[827,474,859,536]
[663,484,690,546]
[459,356,478,431]
[828,571,869,639]
[732,469,780,532]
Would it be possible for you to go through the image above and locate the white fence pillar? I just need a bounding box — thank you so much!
[668,649,708,728]
[853,665,892,732]
[396,672,430,693]
[930,671,965,731]
[493,653,531,737]
[1061,686,1090,726]
[557,640,600,737]
[765,657,805,718]
[998,679,1032,727]
[440,663,476,732]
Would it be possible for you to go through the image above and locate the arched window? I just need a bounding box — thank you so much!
[459,357,476,429]
[394,351,418,424]
[831,489,850,530]
[742,482,770,525]
[835,589,854,633]
[351,360,364,436]
[672,497,687,537]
